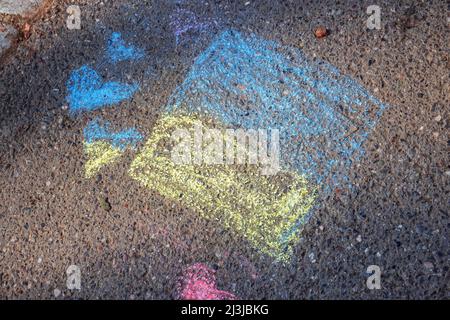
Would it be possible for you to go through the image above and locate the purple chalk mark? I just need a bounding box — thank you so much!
[170,8,218,44]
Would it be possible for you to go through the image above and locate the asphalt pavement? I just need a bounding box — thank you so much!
[0,0,448,299]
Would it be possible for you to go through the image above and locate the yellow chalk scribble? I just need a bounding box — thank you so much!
[84,141,123,178]
[129,114,316,262]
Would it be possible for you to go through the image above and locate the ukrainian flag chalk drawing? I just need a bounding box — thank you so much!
[72,29,388,262]
[129,30,388,261]
[84,118,143,178]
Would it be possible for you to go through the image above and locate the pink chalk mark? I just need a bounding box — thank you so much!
[178,263,237,300]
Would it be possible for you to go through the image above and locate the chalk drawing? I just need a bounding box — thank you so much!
[129,29,388,260]
[129,114,316,262]
[67,66,139,115]
[84,118,143,150]
[70,28,388,263]
[107,32,145,64]
[84,141,123,179]
[177,263,237,300]
[166,30,388,190]
[170,7,218,45]
[66,31,146,115]
[84,118,143,178]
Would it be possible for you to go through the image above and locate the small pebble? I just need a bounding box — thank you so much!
[314,26,328,39]
[424,262,434,271]
[53,288,61,298]
[356,235,362,242]
[98,196,112,211]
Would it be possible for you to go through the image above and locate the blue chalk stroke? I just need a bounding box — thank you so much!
[84,118,143,150]
[107,32,145,63]
[67,66,139,114]
[167,29,388,191]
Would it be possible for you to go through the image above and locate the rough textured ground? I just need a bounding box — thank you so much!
[0,0,44,15]
[0,0,448,299]
[0,23,16,54]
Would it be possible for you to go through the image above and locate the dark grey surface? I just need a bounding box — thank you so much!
[0,0,448,299]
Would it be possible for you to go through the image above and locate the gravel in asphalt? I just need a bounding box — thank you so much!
[0,0,448,299]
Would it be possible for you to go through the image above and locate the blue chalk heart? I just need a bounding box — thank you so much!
[66,65,139,115]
